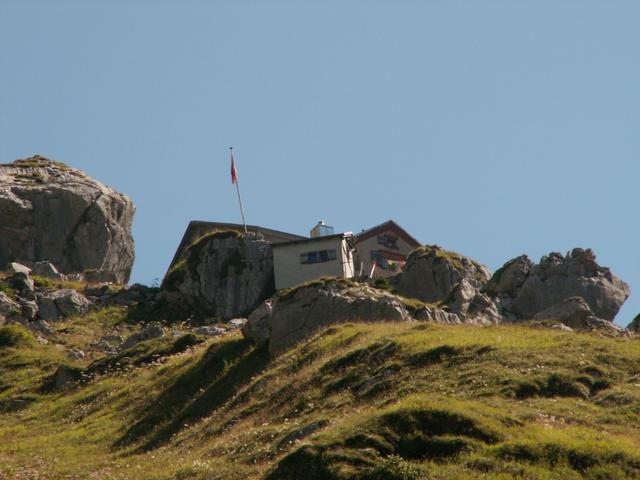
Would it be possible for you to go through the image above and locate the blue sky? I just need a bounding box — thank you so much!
[1,1,638,325]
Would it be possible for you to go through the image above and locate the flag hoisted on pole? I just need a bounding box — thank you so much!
[229,147,248,234]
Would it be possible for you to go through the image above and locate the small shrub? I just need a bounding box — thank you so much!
[32,275,55,289]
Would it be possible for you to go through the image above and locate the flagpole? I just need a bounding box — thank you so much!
[230,147,248,234]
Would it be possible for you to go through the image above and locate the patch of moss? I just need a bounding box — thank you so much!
[162,259,187,290]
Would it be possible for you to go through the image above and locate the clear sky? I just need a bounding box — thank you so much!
[1,1,638,325]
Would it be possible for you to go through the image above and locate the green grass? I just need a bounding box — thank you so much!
[0,311,639,479]
[11,156,71,170]
[0,324,35,348]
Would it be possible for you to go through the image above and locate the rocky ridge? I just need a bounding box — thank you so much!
[162,230,275,320]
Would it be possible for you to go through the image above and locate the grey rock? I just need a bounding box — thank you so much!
[8,262,31,276]
[0,292,20,319]
[36,289,91,321]
[69,349,86,360]
[163,231,275,320]
[27,320,54,336]
[392,245,491,304]
[121,324,164,350]
[487,249,629,322]
[0,156,135,283]
[533,296,627,335]
[242,300,273,346]
[19,300,38,320]
[32,261,64,280]
[228,318,247,329]
[243,280,411,356]
[9,271,34,294]
[91,340,117,354]
[413,306,461,324]
[483,255,532,296]
[51,365,82,390]
[194,326,227,336]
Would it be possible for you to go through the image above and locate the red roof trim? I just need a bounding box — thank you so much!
[355,220,421,248]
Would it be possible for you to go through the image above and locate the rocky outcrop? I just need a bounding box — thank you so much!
[243,279,413,356]
[1,262,92,329]
[121,324,164,350]
[627,314,640,333]
[533,297,627,335]
[392,245,491,304]
[485,249,629,322]
[163,231,275,320]
[0,156,135,283]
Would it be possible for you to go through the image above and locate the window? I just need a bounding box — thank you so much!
[377,234,398,249]
[371,250,403,271]
[301,249,337,264]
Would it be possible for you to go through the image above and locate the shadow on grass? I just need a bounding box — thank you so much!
[114,337,269,451]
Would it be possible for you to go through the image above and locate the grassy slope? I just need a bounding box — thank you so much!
[0,310,639,479]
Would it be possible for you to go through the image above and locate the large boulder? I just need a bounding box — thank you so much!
[36,289,91,321]
[0,156,135,283]
[163,231,275,320]
[243,278,412,356]
[485,249,629,322]
[392,245,491,304]
[533,297,626,335]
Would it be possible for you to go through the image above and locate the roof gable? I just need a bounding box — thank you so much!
[355,220,421,248]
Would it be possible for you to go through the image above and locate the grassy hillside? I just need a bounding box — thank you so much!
[1,309,639,479]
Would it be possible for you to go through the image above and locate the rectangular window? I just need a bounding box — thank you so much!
[377,234,398,249]
[300,249,338,264]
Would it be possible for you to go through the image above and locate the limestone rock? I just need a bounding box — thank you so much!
[121,324,164,350]
[8,262,31,276]
[486,249,629,322]
[392,245,491,304]
[27,320,55,336]
[243,279,411,356]
[36,289,91,321]
[0,292,20,321]
[9,269,34,295]
[413,305,461,324]
[242,300,274,346]
[194,326,228,336]
[50,365,82,390]
[32,261,64,280]
[533,297,627,336]
[19,300,38,321]
[163,231,275,320]
[483,255,532,296]
[0,156,135,283]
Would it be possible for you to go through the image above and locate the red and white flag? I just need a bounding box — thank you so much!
[230,150,237,184]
